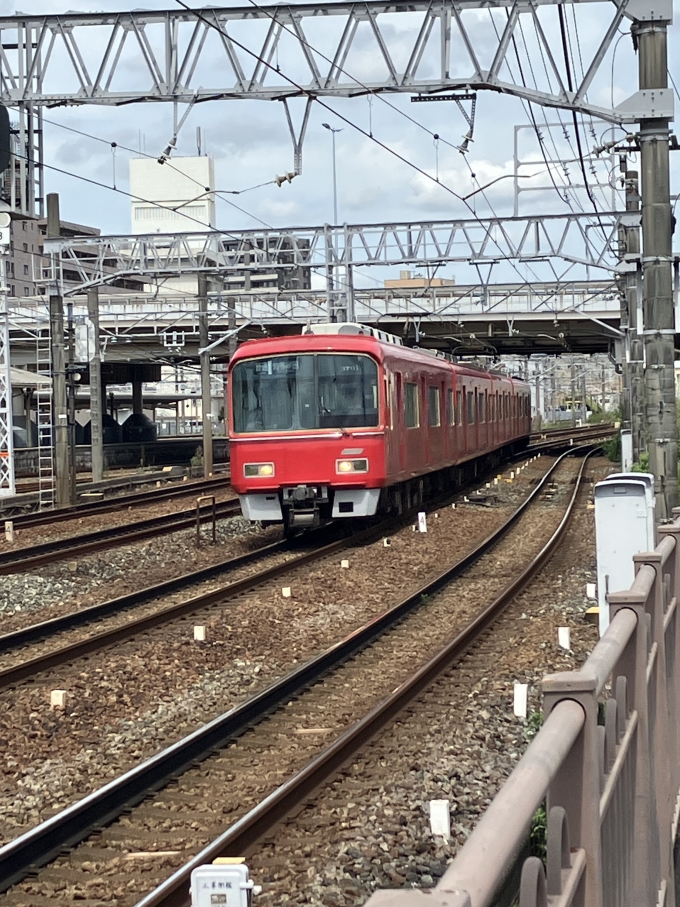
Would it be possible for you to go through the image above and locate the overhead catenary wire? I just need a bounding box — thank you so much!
[173,0,602,304]
[557,3,608,232]
[11,4,620,338]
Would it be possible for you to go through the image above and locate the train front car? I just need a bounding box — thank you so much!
[228,326,387,530]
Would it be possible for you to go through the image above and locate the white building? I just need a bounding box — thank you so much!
[130,155,216,235]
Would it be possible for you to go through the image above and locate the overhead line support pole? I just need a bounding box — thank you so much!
[199,274,214,479]
[619,163,644,460]
[47,192,69,508]
[636,12,677,516]
[87,287,103,484]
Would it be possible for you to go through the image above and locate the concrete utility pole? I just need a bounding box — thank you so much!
[46,192,69,508]
[87,287,104,483]
[198,273,213,478]
[636,13,677,516]
[570,363,576,427]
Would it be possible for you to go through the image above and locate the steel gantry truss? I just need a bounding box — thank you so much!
[0,0,670,123]
[41,211,630,295]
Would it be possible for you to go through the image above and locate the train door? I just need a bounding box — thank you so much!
[396,372,406,474]
[446,384,454,462]
[422,376,431,466]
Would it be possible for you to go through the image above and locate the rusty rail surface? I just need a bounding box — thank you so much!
[0,449,590,896]
[0,499,242,574]
[365,513,680,907]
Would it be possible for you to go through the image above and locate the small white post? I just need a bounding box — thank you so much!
[417,512,427,532]
[4,520,13,542]
[194,626,206,641]
[558,627,571,650]
[429,800,451,839]
[513,682,528,718]
[50,690,67,709]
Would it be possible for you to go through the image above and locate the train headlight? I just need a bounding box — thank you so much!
[244,462,275,477]
[336,458,368,474]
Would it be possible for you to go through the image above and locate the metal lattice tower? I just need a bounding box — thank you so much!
[34,315,53,510]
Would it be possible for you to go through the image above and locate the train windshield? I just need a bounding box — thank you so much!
[232,353,379,432]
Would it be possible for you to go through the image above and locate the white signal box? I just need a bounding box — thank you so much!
[594,473,655,636]
[191,861,259,907]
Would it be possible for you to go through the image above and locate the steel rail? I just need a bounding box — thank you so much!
[0,447,590,894]
[0,537,290,657]
[137,449,595,907]
[526,425,614,454]
[0,534,352,688]
[7,476,232,530]
[0,499,241,575]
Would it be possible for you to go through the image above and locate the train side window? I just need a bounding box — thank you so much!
[477,392,485,423]
[428,386,441,427]
[447,388,454,425]
[467,391,475,424]
[456,390,463,425]
[405,382,419,428]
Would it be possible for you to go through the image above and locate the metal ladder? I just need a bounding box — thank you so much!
[35,318,54,510]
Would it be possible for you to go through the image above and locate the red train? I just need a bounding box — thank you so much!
[228,324,531,528]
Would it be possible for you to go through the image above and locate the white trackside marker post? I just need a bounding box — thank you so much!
[429,800,451,839]
[282,587,292,598]
[51,690,67,709]
[513,682,528,718]
[194,626,206,642]
[417,512,427,532]
[340,559,349,568]
[4,521,13,542]
[383,538,391,547]
[586,582,596,600]
[558,627,571,650]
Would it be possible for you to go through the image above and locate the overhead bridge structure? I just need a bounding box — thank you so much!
[9,280,621,360]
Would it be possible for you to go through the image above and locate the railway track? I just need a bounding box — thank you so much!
[4,475,232,531]
[0,452,565,686]
[0,498,242,575]
[526,423,615,453]
[0,531,348,687]
[0,446,596,904]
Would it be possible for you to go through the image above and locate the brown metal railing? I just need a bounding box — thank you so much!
[365,513,680,907]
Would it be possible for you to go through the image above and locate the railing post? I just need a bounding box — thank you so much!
[634,550,675,907]
[657,522,680,833]
[541,670,602,907]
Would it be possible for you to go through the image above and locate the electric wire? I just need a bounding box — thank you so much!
[557,4,607,228]
[36,112,393,296]
[174,0,598,304]
[490,9,578,212]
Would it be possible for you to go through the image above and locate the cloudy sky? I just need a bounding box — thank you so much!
[0,0,677,288]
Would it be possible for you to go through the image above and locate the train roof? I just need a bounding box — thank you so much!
[229,327,528,389]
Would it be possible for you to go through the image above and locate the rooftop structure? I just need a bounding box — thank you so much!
[130,156,215,235]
